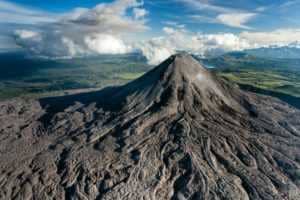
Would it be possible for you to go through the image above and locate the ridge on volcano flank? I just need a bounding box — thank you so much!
[0,54,299,200]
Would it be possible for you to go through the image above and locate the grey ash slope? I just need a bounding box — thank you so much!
[0,54,300,200]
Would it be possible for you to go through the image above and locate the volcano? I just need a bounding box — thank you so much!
[0,54,299,200]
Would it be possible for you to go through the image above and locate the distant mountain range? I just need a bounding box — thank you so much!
[197,50,300,71]
[243,45,300,59]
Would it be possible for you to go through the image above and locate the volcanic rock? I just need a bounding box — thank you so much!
[0,54,299,200]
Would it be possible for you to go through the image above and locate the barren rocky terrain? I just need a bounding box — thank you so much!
[0,54,299,200]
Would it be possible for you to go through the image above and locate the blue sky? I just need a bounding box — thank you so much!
[5,0,300,31]
[1,0,300,64]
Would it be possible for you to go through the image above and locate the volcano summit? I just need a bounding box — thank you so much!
[0,54,299,200]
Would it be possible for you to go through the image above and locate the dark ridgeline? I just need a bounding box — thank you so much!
[0,54,299,200]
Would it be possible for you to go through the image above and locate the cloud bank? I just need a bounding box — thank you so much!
[14,0,147,57]
[138,28,251,65]
[15,26,300,65]
[9,0,300,66]
[138,27,300,65]
[240,29,300,47]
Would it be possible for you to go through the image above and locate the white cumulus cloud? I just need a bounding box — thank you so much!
[15,30,85,58]
[137,28,252,65]
[13,0,147,58]
[133,8,148,19]
[216,13,257,29]
[84,34,132,54]
[240,29,300,46]
[137,37,176,65]
[14,30,40,39]
[138,28,300,65]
